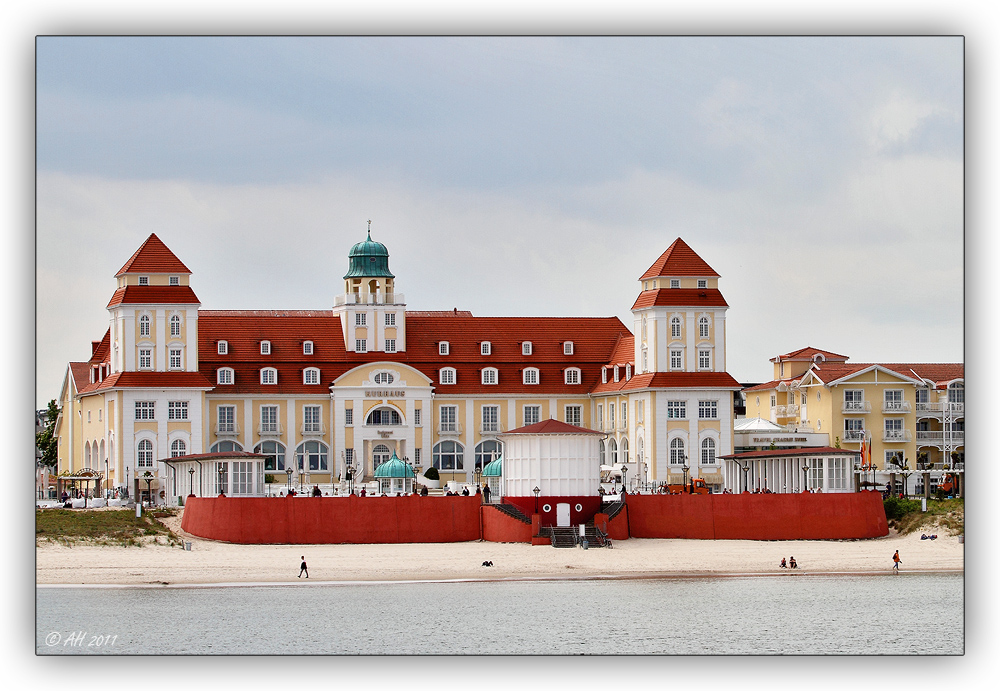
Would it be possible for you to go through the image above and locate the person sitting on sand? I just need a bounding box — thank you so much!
[780,558,787,568]
[789,556,797,569]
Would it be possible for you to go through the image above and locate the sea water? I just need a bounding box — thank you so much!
[37,573,963,655]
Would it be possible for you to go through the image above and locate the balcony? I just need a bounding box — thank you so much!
[479,422,506,436]
[300,423,326,436]
[882,429,912,443]
[438,422,463,436]
[776,404,799,418]
[882,400,912,413]
[257,422,284,436]
[214,423,241,437]
[915,430,965,445]
[915,402,965,417]
[334,292,405,306]
[843,430,866,442]
[841,400,871,414]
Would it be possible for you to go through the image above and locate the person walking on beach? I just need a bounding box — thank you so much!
[892,550,901,572]
[299,556,309,578]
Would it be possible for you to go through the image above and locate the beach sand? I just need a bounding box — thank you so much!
[36,512,963,586]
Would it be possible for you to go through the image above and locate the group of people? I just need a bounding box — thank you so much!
[779,556,798,569]
[920,534,938,540]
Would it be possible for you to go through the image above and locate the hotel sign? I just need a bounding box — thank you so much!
[751,436,809,444]
[365,390,405,398]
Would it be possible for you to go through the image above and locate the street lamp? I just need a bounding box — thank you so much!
[802,464,809,492]
[621,465,629,493]
[533,486,541,514]
[144,471,154,505]
[736,458,751,493]
[681,463,689,491]
[105,459,110,500]
[188,467,195,497]
[217,464,225,496]
[474,464,482,490]
[285,467,293,495]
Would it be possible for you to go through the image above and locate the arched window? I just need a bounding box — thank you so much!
[260,367,277,385]
[432,440,464,470]
[699,316,710,339]
[565,367,581,385]
[372,444,392,468]
[948,382,964,404]
[636,437,644,464]
[482,367,498,385]
[303,367,320,385]
[669,438,686,465]
[366,407,402,426]
[374,371,394,385]
[671,316,681,339]
[599,439,606,465]
[217,367,234,385]
[609,438,618,465]
[99,439,106,464]
[701,438,716,465]
[523,367,539,385]
[84,441,92,470]
[210,440,243,453]
[137,439,153,468]
[170,439,187,457]
[475,440,502,470]
[296,440,329,471]
[621,437,629,464]
[170,314,181,337]
[255,440,285,471]
[139,315,150,337]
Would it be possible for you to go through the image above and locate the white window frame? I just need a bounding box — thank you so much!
[699,316,710,339]
[170,314,182,337]
[138,276,149,286]
[701,437,717,465]
[169,276,179,286]
[481,341,491,355]
[137,439,153,467]
[385,338,396,353]
[217,340,228,355]
[135,401,155,420]
[564,405,582,426]
[621,402,627,428]
[260,367,277,385]
[169,347,182,370]
[524,405,541,426]
[217,367,234,385]
[345,408,354,426]
[374,372,394,385]
[613,366,619,382]
[565,368,581,385]
[698,400,718,419]
[563,341,574,355]
[217,405,236,433]
[303,341,314,355]
[670,279,680,288]
[523,367,539,385]
[356,339,367,353]
[303,405,322,434]
[667,400,686,419]
[698,349,711,370]
[884,389,904,410]
[670,349,683,370]
[438,341,450,356]
[385,312,395,326]
[414,409,421,427]
[170,438,186,457]
[439,405,458,433]
[260,341,271,355]
[138,348,152,370]
[697,279,707,289]
[482,367,498,385]
[522,341,532,356]
[669,437,686,465]
[439,367,456,385]
[482,405,500,432]
[670,317,681,339]
[168,401,188,420]
[260,405,279,433]
[356,313,366,326]
[139,314,150,337]
[303,367,320,385]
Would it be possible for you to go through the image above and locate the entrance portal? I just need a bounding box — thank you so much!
[556,503,571,527]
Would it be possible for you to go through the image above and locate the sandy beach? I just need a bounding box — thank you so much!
[35,511,963,586]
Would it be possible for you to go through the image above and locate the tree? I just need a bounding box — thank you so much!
[35,399,60,468]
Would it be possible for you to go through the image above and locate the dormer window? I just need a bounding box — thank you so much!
[602,368,607,384]
[481,342,491,356]
[482,367,498,385]
[439,367,456,385]
[625,364,631,380]
[523,367,539,385]
[670,279,680,289]
[303,341,314,355]
[613,366,620,382]
[565,368,581,385]
[217,341,228,355]
[261,341,271,355]
[522,342,533,356]
[439,342,450,356]
[303,367,320,385]
[169,276,179,286]
[260,367,277,385]
[138,276,149,285]
[698,279,707,288]
[563,341,574,355]
[217,367,234,385]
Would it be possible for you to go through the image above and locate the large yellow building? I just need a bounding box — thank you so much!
[54,232,741,502]
[743,347,964,494]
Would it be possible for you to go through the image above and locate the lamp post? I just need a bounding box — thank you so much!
[533,486,540,514]
[144,471,154,505]
[900,459,912,499]
[681,463,689,492]
[621,465,629,493]
[217,464,225,496]
[105,460,110,500]
[188,467,195,497]
[736,458,751,493]
[285,467,293,495]
[474,464,482,491]
[802,464,810,492]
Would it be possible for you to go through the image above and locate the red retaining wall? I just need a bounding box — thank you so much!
[181,495,482,544]
[624,492,888,540]
[481,506,534,543]
[504,495,602,527]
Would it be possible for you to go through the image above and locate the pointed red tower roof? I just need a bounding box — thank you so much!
[640,238,719,279]
[116,234,191,277]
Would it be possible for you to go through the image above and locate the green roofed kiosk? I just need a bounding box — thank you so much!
[373,451,416,495]
[481,454,503,502]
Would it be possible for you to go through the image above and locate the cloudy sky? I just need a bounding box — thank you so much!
[34,35,964,407]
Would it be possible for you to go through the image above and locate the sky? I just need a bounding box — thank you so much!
[33,35,965,407]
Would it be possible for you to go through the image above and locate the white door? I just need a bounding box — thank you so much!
[556,503,571,527]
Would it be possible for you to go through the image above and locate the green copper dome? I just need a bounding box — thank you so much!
[344,229,394,279]
[373,451,415,478]
[482,455,503,477]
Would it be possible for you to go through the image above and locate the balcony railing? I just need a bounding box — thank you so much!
[300,423,326,436]
[882,401,912,413]
[776,404,799,418]
[438,422,463,436]
[843,430,866,442]
[915,402,965,416]
[479,422,506,435]
[334,292,405,306]
[841,401,872,413]
[215,423,240,436]
[915,431,965,445]
[257,422,284,436]
[882,429,912,443]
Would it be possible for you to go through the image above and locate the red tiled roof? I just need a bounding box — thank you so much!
[156,452,267,462]
[78,371,215,394]
[107,285,200,307]
[772,346,849,362]
[742,379,798,393]
[405,310,474,317]
[503,418,603,435]
[881,364,964,388]
[631,288,728,310]
[719,446,861,460]
[591,371,742,393]
[640,238,720,279]
[116,234,191,276]
[605,335,635,367]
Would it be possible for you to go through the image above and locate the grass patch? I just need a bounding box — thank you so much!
[36,508,182,547]
[889,498,964,536]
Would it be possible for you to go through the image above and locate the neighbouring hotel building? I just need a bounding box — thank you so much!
[741,347,964,495]
[54,232,741,503]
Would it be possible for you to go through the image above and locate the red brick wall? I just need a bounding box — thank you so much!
[624,492,888,540]
[181,495,483,544]
[481,506,534,543]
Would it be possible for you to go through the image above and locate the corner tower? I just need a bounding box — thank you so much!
[333,223,406,353]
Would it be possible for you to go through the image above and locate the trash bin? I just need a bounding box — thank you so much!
[958,535,964,544]
[184,542,192,551]
[581,539,588,550]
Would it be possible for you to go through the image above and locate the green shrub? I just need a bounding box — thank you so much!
[883,496,922,521]
[422,467,439,480]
